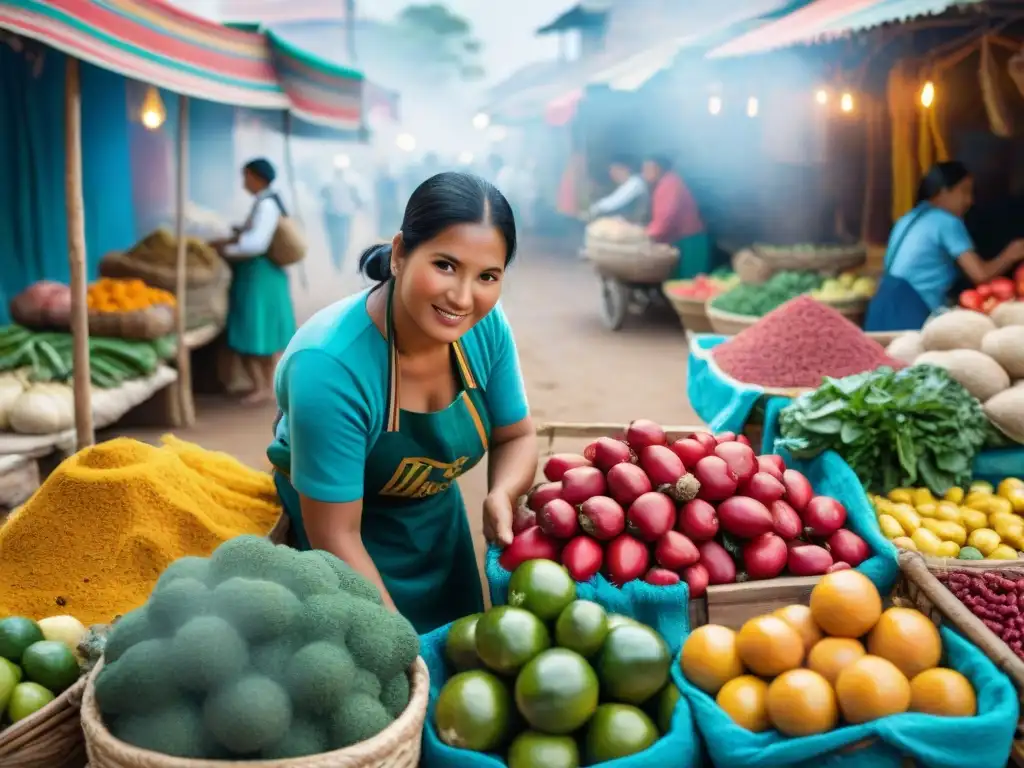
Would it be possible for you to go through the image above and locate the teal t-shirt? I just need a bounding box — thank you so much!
[887,203,974,310]
[268,288,529,504]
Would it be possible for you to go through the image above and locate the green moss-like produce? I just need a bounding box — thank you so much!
[147,578,210,632]
[211,577,301,642]
[170,616,248,692]
[110,700,207,758]
[380,672,411,718]
[103,608,156,664]
[330,693,394,748]
[95,639,178,714]
[285,641,358,715]
[154,556,211,591]
[204,674,293,755]
[260,716,331,759]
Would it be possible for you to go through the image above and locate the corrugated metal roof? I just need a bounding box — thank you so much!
[816,0,983,38]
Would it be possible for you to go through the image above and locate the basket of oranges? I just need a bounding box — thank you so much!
[86,278,177,340]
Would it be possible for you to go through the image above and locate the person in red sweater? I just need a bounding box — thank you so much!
[642,155,711,278]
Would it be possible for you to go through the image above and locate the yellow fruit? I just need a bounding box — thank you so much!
[1007,490,1024,515]
[891,536,917,551]
[806,637,866,686]
[987,544,1019,560]
[993,518,1023,543]
[914,502,937,519]
[736,615,805,677]
[966,528,1002,557]
[810,570,882,638]
[766,669,838,737]
[835,655,911,724]
[936,541,960,558]
[988,497,1014,517]
[911,528,942,556]
[888,489,913,504]
[773,605,823,652]
[867,608,942,679]
[716,675,770,732]
[873,498,895,515]
[959,508,988,533]
[965,492,992,512]
[944,487,965,504]
[912,488,934,507]
[909,668,977,717]
[935,503,962,523]
[921,519,966,546]
[970,480,995,494]
[988,512,1020,530]
[889,506,921,534]
[681,625,745,695]
[997,478,1024,497]
[878,514,905,540]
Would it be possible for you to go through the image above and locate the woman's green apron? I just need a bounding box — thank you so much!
[273,282,489,633]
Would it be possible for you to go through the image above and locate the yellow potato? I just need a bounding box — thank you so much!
[993,519,1024,543]
[888,488,914,504]
[873,497,895,515]
[936,541,960,558]
[1006,490,1024,515]
[959,508,989,533]
[967,528,1002,557]
[922,519,967,546]
[911,528,943,556]
[987,544,1019,561]
[935,503,962,523]
[944,487,965,504]
[965,492,993,512]
[889,505,921,535]
[892,536,917,551]
[914,502,938,519]
[971,480,995,494]
[878,514,905,540]
[988,512,1022,531]
[998,478,1024,497]
[912,488,935,507]
[987,497,1014,517]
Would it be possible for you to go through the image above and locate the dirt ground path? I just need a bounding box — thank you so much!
[113,239,703,577]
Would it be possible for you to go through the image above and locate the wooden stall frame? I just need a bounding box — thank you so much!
[174,94,196,427]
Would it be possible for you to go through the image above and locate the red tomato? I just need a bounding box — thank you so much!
[1017,281,1024,298]
[982,296,1000,314]
[1015,264,1024,283]
[990,277,1016,300]
[959,289,983,310]
[978,283,994,298]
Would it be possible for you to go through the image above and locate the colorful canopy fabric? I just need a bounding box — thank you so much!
[0,0,364,129]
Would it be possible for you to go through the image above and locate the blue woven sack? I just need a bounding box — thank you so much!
[675,625,1018,768]
[420,622,703,768]
[974,447,1024,485]
[485,546,692,651]
[687,334,764,435]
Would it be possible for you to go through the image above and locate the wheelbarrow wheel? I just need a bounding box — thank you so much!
[600,276,629,331]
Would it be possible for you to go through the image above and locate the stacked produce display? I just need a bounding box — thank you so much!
[709,271,823,319]
[663,271,739,302]
[809,271,876,303]
[432,559,679,765]
[938,568,1024,658]
[958,265,1024,313]
[503,420,872,595]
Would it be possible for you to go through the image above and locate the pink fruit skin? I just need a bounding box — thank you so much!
[606,463,653,507]
[714,442,757,484]
[803,496,848,537]
[605,534,650,586]
[513,498,538,534]
[670,438,708,468]
[697,540,736,585]
[561,466,607,506]
[757,454,787,479]
[578,496,626,540]
[626,419,668,449]
[717,497,774,538]
[592,437,634,472]
[543,453,592,482]
[499,526,562,571]
[561,536,604,581]
[714,431,737,444]
[693,456,738,501]
[770,500,802,540]
[655,530,700,570]
[677,499,719,541]
[734,434,752,447]
[826,562,852,573]
[826,529,869,567]
[787,544,833,576]
[742,533,788,580]
[538,498,581,539]
[639,445,685,486]
[627,492,676,542]
[742,472,786,505]
[527,482,563,512]
[691,432,718,453]
[781,469,813,513]
[644,567,681,586]
[682,562,710,598]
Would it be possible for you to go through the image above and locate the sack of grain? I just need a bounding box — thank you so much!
[921,309,997,351]
[981,326,1024,379]
[886,331,925,364]
[733,249,774,285]
[991,301,1024,328]
[916,349,1011,402]
[984,384,1024,443]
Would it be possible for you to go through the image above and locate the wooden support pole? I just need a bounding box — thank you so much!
[65,56,94,449]
[175,94,196,427]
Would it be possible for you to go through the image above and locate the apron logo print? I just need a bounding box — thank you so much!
[379,456,470,498]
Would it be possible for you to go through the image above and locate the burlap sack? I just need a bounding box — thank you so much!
[267,217,307,267]
[87,304,176,340]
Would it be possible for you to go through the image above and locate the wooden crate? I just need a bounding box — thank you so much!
[694,575,821,630]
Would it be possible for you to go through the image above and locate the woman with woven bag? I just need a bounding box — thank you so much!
[213,158,297,404]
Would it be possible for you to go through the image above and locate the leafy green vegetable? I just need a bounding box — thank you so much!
[777,365,990,495]
[710,271,822,316]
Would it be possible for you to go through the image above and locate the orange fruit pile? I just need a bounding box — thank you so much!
[86,278,176,313]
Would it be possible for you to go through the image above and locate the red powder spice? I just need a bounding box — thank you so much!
[712,296,905,389]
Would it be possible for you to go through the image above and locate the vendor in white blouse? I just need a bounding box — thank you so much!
[588,154,650,223]
[212,158,297,405]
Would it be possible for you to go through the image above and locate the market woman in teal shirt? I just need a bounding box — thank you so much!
[268,172,537,633]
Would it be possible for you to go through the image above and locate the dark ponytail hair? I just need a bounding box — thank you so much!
[917,161,970,204]
[359,171,517,284]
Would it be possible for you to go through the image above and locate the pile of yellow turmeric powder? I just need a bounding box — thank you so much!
[0,435,282,624]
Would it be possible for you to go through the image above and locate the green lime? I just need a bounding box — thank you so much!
[0,617,44,662]
[0,659,17,713]
[507,560,577,621]
[434,670,512,752]
[584,704,658,763]
[445,613,483,672]
[21,641,81,692]
[507,731,580,768]
[514,648,599,735]
[475,606,550,675]
[606,614,641,631]
[554,600,608,658]
[0,657,22,683]
[655,683,681,734]
[597,625,671,705]
[7,682,55,723]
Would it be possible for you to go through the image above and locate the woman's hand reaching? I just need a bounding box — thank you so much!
[483,490,514,547]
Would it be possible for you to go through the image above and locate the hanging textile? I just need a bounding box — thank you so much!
[887,60,919,222]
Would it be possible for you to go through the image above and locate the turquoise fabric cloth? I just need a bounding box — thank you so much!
[226,256,296,356]
[687,334,765,434]
[671,232,711,280]
[676,625,1018,768]
[973,448,1024,484]
[420,622,703,768]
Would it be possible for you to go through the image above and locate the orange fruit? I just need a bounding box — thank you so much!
[866,608,941,680]
[909,668,977,717]
[835,655,911,724]
[681,624,745,695]
[774,604,823,651]
[736,615,805,677]
[809,570,882,638]
[716,675,770,732]
[806,637,866,686]
[766,669,838,737]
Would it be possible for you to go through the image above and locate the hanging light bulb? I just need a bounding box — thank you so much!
[708,95,722,116]
[140,85,166,130]
[746,97,759,118]
[815,88,829,106]
[840,92,854,113]
[920,81,935,109]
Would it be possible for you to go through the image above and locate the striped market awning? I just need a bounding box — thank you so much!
[0,0,365,130]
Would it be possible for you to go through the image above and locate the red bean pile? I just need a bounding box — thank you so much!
[712,296,905,389]
[938,569,1024,656]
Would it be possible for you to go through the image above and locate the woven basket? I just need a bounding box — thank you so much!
[80,657,429,768]
[585,240,679,284]
[752,244,867,275]
[812,295,868,328]
[0,676,87,768]
[663,284,714,333]
[88,305,176,341]
[705,304,760,335]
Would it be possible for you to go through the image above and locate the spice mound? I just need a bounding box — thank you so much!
[712,296,904,389]
[0,436,282,625]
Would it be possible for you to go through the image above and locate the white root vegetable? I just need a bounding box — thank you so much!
[8,382,75,435]
[921,309,997,352]
[991,301,1024,328]
[915,349,1011,402]
[886,332,925,364]
[981,326,1024,380]
[985,385,1024,444]
[0,372,27,431]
